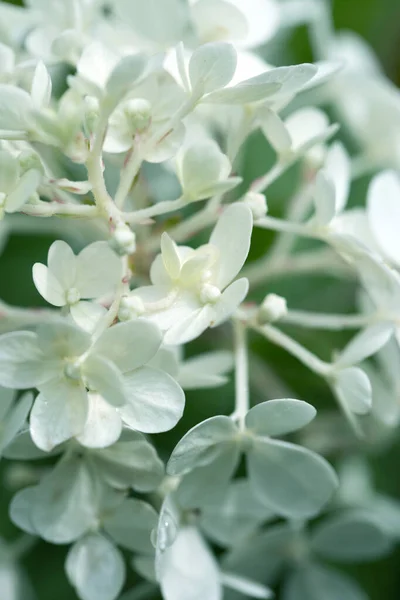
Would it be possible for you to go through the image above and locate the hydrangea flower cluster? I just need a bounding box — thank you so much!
[0,1,400,599]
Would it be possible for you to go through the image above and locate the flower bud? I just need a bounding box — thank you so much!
[18,150,45,176]
[66,287,81,305]
[243,191,267,220]
[258,293,288,324]
[110,223,136,256]
[200,283,221,304]
[124,98,152,134]
[118,295,145,321]
[84,96,100,136]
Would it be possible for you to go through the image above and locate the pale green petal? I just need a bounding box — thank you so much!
[0,392,32,454]
[5,169,41,212]
[164,305,213,345]
[0,331,56,388]
[201,479,275,547]
[119,366,185,433]
[47,240,76,290]
[210,203,253,289]
[161,232,181,280]
[33,454,97,543]
[178,350,233,389]
[103,498,158,553]
[189,42,237,94]
[32,263,66,306]
[333,367,372,415]
[37,321,91,358]
[84,354,126,407]
[89,430,164,492]
[176,445,240,509]
[335,323,393,368]
[283,563,368,600]
[9,486,37,535]
[0,83,32,130]
[93,321,161,373]
[66,533,125,600]
[245,399,316,437]
[211,278,249,327]
[30,378,88,451]
[75,241,122,299]
[76,393,122,449]
[70,301,107,333]
[167,415,238,475]
[247,438,338,518]
[159,526,222,600]
[311,511,392,562]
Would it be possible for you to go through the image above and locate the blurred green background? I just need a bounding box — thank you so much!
[1,0,400,599]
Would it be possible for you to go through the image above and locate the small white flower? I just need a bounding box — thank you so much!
[32,240,122,329]
[0,148,41,216]
[129,202,253,345]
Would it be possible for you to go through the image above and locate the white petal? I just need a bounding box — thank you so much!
[84,354,127,407]
[324,142,351,214]
[0,83,32,130]
[119,366,185,433]
[210,203,253,289]
[93,320,162,373]
[31,60,52,109]
[313,171,337,226]
[76,393,122,449]
[47,240,76,291]
[285,107,330,152]
[189,42,237,94]
[336,323,394,368]
[211,278,249,327]
[75,241,122,299]
[367,170,400,265]
[334,367,372,415]
[66,533,125,600]
[30,378,88,451]
[37,321,91,358]
[178,350,233,389]
[70,301,107,333]
[6,169,41,213]
[0,331,56,389]
[32,263,65,306]
[159,526,222,600]
[227,0,280,48]
[161,232,181,280]
[164,305,214,345]
[192,0,248,47]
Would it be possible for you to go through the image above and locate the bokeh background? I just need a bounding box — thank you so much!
[1,0,400,599]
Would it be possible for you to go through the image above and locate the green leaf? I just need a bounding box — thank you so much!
[247,438,338,518]
[189,42,237,94]
[311,511,392,562]
[283,563,368,600]
[103,498,158,554]
[245,399,316,437]
[66,533,126,600]
[167,415,239,475]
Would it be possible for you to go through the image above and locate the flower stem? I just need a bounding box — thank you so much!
[233,319,250,429]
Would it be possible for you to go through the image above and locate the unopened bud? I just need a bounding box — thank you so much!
[66,287,81,305]
[124,98,152,134]
[258,293,287,324]
[84,96,100,136]
[244,192,267,220]
[118,295,145,321]
[110,223,136,255]
[200,283,221,304]
[18,150,45,175]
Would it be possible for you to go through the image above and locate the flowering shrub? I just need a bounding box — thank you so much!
[0,0,400,599]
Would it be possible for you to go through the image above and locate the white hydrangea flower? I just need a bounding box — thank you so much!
[0,320,185,450]
[328,31,400,170]
[104,70,186,162]
[32,240,122,330]
[124,203,253,345]
[0,148,41,216]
